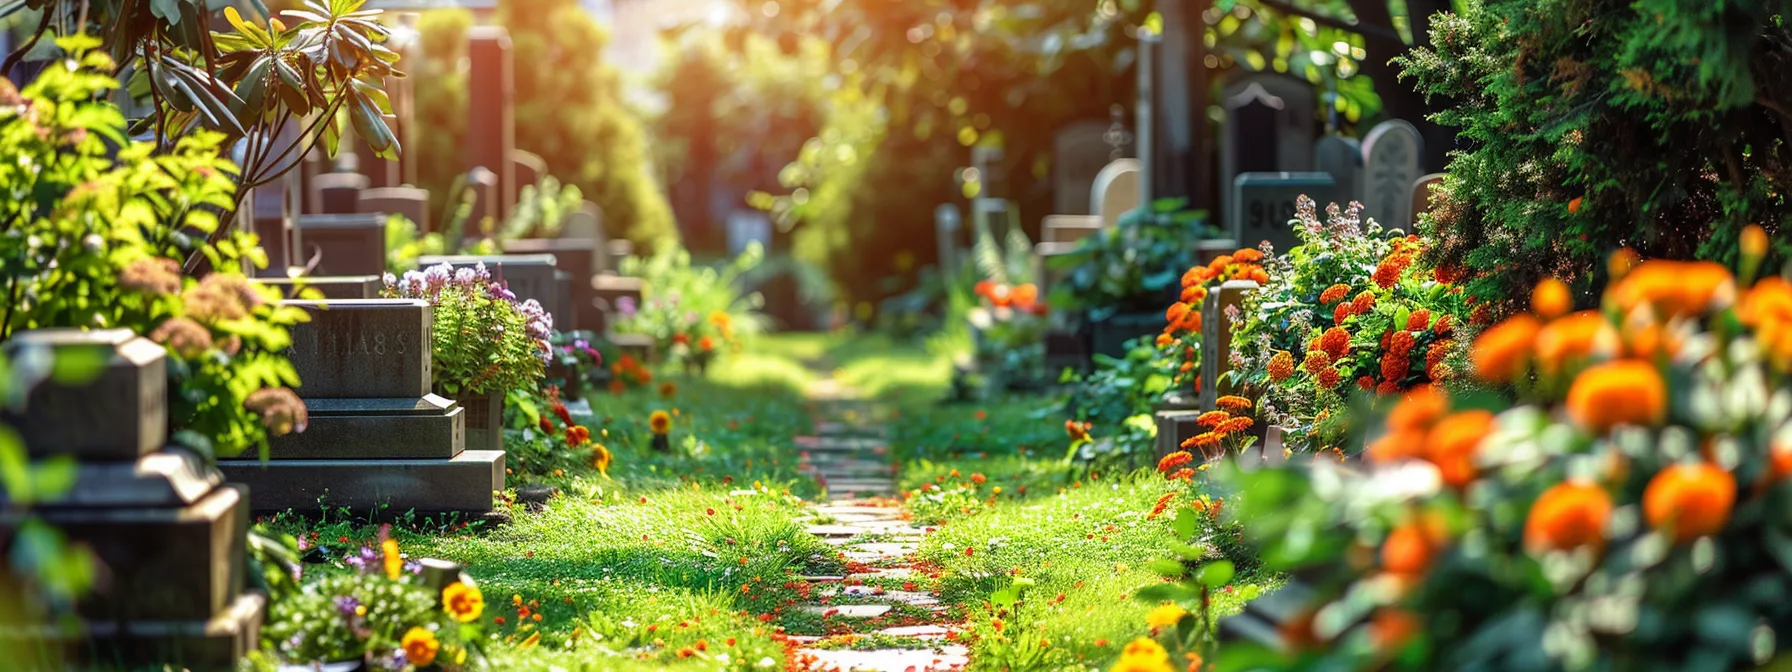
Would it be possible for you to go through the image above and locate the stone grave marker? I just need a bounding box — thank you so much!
[467,27,517,221]
[251,275,382,300]
[726,209,773,257]
[1197,238,1240,263]
[1232,172,1337,255]
[591,274,645,335]
[933,204,961,273]
[1200,280,1259,410]
[1411,173,1446,228]
[561,201,606,257]
[606,239,634,274]
[1220,72,1317,229]
[296,213,387,276]
[1052,119,1115,215]
[314,172,370,214]
[419,254,563,328]
[218,300,502,514]
[0,329,263,669]
[1042,215,1103,244]
[503,238,601,332]
[1313,136,1363,206]
[1090,158,1143,229]
[1361,120,1425,229]
[360,186,430,232]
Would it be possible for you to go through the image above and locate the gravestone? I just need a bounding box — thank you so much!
[467,27,517,221]
[1032,241,1081,300]
[1052,119,1115,215]
[562,201,606,258]
[251,275,382,300]
[1411,173,1446,227]
[1313,136,1363,207]
[314,172,371,214]
[1232,172,1337,255]
[933,204,962,273]
[606,239,634,275]
[1199,280,1259,410]
[418,254,563,329]
[1220,73,1317,231]
[1197,239,1241,264]
[503,238,599,332]
[0,329,264,669]
[1361,120,1425,229]
[296,213,387,277]
[360,187,430,232]
[725,209,773,257]
[218,300,502,513]
[1042,215,1103,244]
[250,180,294,278]
[1090,158,1143,229]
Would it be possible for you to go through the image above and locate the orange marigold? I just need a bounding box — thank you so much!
[1367,429,1424,463]
[1233,249,1264,264]
[1268,351,1296,381]
[1472,315,1541,384]
[1181,432,1222,450]
[1217,417,1254,435]
[1207,255,1234,272]
[1405,309,1432,332]
[1566,360,1666,434]
[1319,327,1350,360]
[1182,266,1216,288]
[1170,467,1197,481]
[1147,492,1177,520]
[1434,314,1454,335]
[1609,260,1735,319]
[1166,302,1193,330]
[1643,463,1736,544]
[1380,350,1409,382]
[1157,451,1195,473]
[1316,367,1342,389]
[1370,609,1421,652]
[1196,411,1231,427]
[1216,395,1253,412]
[1535,311,1618,374]
[1352,291,1377,316]
[1381,522,1437,576]
[1358,375,1377,391]
[1065,420,1092,442]
[1434,266,1464,285]
[1247,267,1269,284]
[1376,381,1402,395]
[1373,257,1407,289]
[1524,481,1613,553]
[1425,410,1494,488]
[1302,349,1332,374]
[1180,285,1208,304]
[1389,330,1417,356]
[1532,278,1572,319]
[1387,386,1447,433]
[1320,284,1351,305]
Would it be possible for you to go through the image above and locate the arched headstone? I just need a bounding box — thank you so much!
[1090,158,1143,228]
[1361,120,1425,229]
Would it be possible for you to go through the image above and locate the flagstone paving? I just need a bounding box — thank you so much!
[790,374,965,672]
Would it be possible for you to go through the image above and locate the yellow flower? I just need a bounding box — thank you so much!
[442,581,484,622]
[1743,224,1769,259]
[401,627,439,667]
[649,410,672,435]
[592,443,613,475]
[382,539,402,581]
[1145,603,1188,628]
[1112,638,1173,672]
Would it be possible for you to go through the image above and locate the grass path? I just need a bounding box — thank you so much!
[785,361,970,671]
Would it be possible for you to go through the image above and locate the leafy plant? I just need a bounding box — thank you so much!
[615,242,767,368]
[1047,199,1211,323]
[381,262,549,397]
[0,38,308,459]
[1060,337,1175,470]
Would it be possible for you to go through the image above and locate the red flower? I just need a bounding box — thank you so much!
[553,402,573,427]
[539,416,555,435]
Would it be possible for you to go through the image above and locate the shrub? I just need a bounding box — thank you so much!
[1046,200,1210,323]
[382,262,549,396]
[614,243,767,368]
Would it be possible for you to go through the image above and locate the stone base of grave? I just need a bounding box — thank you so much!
[1154,410,1207,460]
[251,275,381,300]
[0,591,266,672]
[268,396,464,459]
[1043,329,1089,374]
[219,450,504,515]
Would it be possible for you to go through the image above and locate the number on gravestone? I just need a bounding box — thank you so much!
[1281,201,1296,224]
[1250,201,1266,229]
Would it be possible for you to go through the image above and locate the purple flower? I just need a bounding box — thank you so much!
[344,554,366,570]
[381,272,397,288]
[617,296,637,317]
[453,267,476,286]
[473,261,492,283]
[404,559,423,575]
[334,595,360,617]
[423,264,451,292]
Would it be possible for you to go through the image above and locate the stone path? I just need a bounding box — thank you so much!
[786,374,967,672]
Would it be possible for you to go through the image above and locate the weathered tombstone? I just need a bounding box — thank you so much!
[418,254,563,329]
[1199,280,1259,410]
[0,330,264,669]
[1052,119,1115,215]
[462,168,499,239]
[1410,173,1446,228]
[562,201,605,251]
[467,27,517,221]
[512,150,547,195]
[359,187,431,232]
[1220,72,1317,228]
[1032,241,1081,300]
[219,300,503,513]
[933,204,961,273]
[1042,215,1103,244]
[314,172,371,214]
[1232,172,1338,255]
[296,213,387,277]
[502,238,599,332]
[1313,136,1363,206]
[1361,120,1425,229]
[1090,158,1143,229]
[250,275,382,300]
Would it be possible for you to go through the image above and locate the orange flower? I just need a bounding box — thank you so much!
[401,628,439,667]
[1434,314,1454,335]
[1316,366,1342,389]
[1609,260,1734,319]
[1370,609,1421,652]
[1166,302,1193,330]
[1643,463,1736,543]
[1534,311,1618,374]
[1566,361,1666,434]
[649,410,673,435]
[1387,386,1447,434]
[1425,410,1494,488]
[1216,395,1252,413]
[1333,302,1354,325]
[699,336,715,352]
[1434,266,1464,285]
[1567,196,1583,214]
[1320,284,1351,305]
[1772,436,1792,482]
[1182,266,1216,288]
[1381,521,1438,576]
[1012,283,1039,309]
[1157,451,1195,473]
[1147,492,1177,520]
[1532,278,1572,318]
[1233,249,1263,264]
[1180,285,1208,304]
[1742,224,1769,259]
[1607,248,1641,280]
[1065,419,1092,442]
[1195,411,1231,427]
[1268,351,1296,381]
[1319,327,1350,360]
[974,280,995,298]
[1471,315,1540,384]
[1524,481,1613,553]
[1207,255,1234,272]
[1352,291,1376,315]
[1405,309,1432,332]
[1180,432,1222,451]
[1302,349,1332,374]
[1366,429,1424,463]
[1217,417,1254,435]
[1247,268,1269,284]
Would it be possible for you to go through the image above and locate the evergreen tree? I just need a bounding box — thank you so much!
[1400,0,1791,312]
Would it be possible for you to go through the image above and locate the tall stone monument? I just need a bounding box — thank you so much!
[467,27,517,222]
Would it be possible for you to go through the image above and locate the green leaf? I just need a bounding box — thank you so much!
[1172,506,1199,539]
[1167,541,1206,561]
[1133,583,1198,603]
[150,0,183,24]
[1148,558,1186,579]
[50,346,109,385]
[1195,560,1235,588]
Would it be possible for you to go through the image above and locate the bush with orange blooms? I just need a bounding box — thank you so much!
[1227,198,1471,453]
[1157,247,1271,390]
[969,279,1052,390]
[1212,243,1792,670]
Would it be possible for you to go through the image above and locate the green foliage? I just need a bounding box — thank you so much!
[615,243,768,364]
[261,538,485,667]
[383,214,446,276]
[1047,199,1211,322]
[1397,0,1792,314]
[410,8,472,228]
[1062,337,1176,470]
[382,263,548,397]
[0,42,307,459]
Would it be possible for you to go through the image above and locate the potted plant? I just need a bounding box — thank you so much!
[383,262,549,453]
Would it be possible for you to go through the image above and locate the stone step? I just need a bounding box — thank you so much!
[848,568,916,580]
[218,450,504,515]
[794,646,968,672]
[876,625,953,639]
[836,586,939,607]
[795,604,891,619]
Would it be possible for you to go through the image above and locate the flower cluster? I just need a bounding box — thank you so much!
[609,353,653,394]
[1228,198,1469,452]
[383,262,550,396]
[504,386,612,480]
[1216,240,1792,669]
[1157,248,1269,386]
[1156,402,1257,479]
[974,281,1045,315]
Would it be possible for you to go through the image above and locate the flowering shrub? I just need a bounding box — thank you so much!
[615,242,764,369]
[1157,247,1271,389]
[1213,244,1792,670]
[969,280,1049,388]
[263,534,485,669]
[1061,337,1176,469]
[0,40,308,459]
[383,262,550,396]
[1228,198,1469,452]
[545,333,606,400]
[505,386,611,481]
[607,353,654,394]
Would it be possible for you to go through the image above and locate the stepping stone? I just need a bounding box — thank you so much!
[816,507,903,521]
[806,524,870,537]
[799,575,845,583]
[848,542,917,556]
[849,568,915,580]
[842,550,896,564]
[795,646,969,672]
[825,480,896,492]
[876,625,952,639]
[795,604,892,618]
